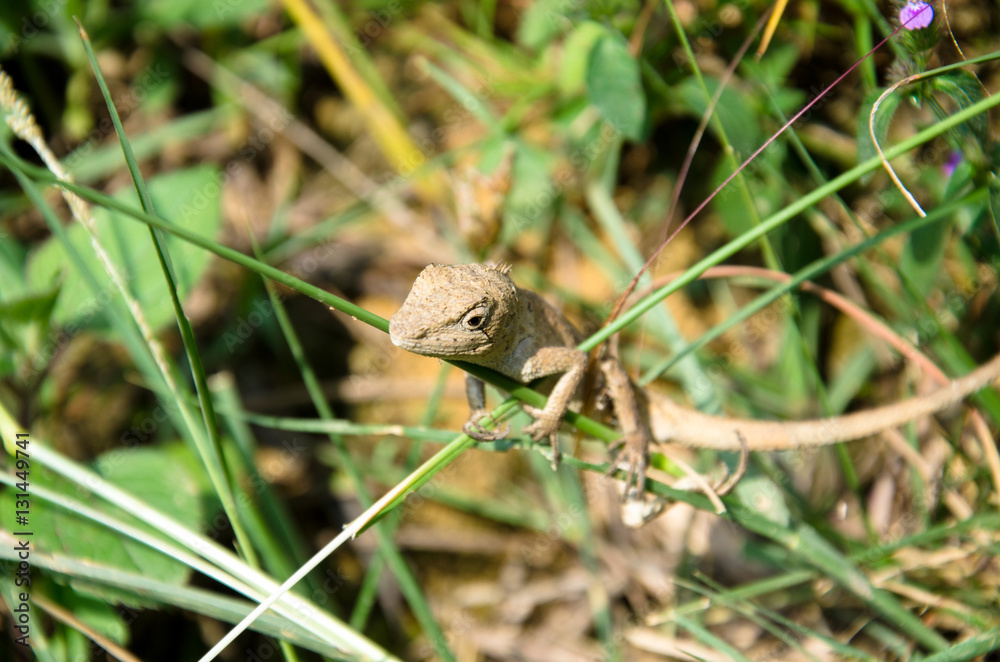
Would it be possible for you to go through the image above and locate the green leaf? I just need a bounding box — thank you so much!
[26,165,222,330]
[558,21,607,97]
[501,141,555,242]
[710,140,785,239]
[944,153,975,200]
[734,476,790,527]
[0,284,61,377]
[0,284,61,327]
[93,444,210,533]
[0,231,27,299]
[585,33,646,141]
[932,69,990,166]
[0,443,212,608]
[140,0,272,28]
[900,213,951,295]
[743,42,800,89]
[57,587,131,647]
[476,132,511,175]
[517,0,575,50]
[856,90,900,184]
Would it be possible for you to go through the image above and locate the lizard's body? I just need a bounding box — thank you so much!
[389,264,1000,483]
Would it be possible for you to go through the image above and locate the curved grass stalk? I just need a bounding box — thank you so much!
[870,72,928,217]
[867,50,1000,219]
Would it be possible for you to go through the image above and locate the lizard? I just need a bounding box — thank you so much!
[389,263,651,486]
[388,263,1000,501]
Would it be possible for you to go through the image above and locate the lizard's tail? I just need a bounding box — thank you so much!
[649,351,1000,451]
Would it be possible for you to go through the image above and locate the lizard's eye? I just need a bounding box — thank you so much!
[462,308,488,331]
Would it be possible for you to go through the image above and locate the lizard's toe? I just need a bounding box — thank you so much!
[463,410,510,441]
[464,422,510,441]
[520,403,543,419]
[522,420,562,470]
[546,436,562,471]
[523,418,561,441]
[608,433,649,500]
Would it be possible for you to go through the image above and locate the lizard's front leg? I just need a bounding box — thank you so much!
[520,347,587,451]
[462,374,510,440]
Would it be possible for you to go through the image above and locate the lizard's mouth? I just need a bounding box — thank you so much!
[390,336,429,352]
[390,335,481,357]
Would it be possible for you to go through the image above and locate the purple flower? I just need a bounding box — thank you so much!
[943,151,962,177]
[900,1,934,29]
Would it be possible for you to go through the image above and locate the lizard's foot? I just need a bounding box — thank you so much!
[522,414,562,442]
[607,431,649,500]
[609,433,657,527]
[618,488,669,528]
[463,409,510,441]
[519,403,544,420]
[523,416,563,471]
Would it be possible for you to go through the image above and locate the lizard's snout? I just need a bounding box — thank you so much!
[388,311,424,346]
[389,332,421,349]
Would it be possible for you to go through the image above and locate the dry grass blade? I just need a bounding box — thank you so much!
[869,74,928,217]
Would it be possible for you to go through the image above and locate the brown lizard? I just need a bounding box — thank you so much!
[389,263,1000,495]
[389,263,651,485]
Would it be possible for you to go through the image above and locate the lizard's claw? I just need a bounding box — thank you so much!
[522,417,561,441]
[523,417,563,471]
[607,432,649,500]
[463,409,510,441]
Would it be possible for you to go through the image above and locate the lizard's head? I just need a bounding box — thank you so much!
[389,263,519,359]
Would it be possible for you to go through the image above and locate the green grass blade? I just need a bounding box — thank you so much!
[64,108,225,183]
[0,151,387,330]
[921,631,1000,661]
[75,19,258,570]
[661,0,778,269]
[19,439,392,659]
[212,375,317,592]
[0,543,354,658]
[640,188,987,383]
[254,255,456,659]
[586,179,724,413]
[583,89,1000,352]
[0,143,194,440]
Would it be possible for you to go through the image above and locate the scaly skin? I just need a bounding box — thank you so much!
[388,263,651,485]
[389,263,1000,492]
[647,353,1000,450]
